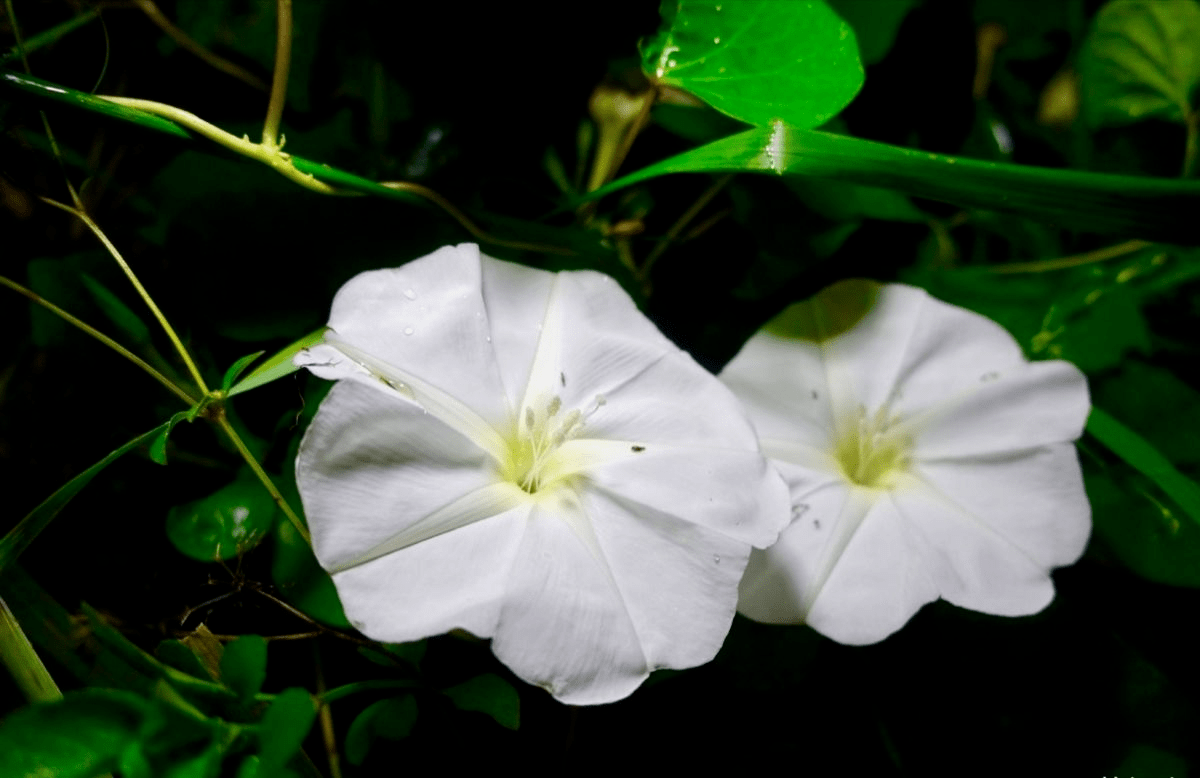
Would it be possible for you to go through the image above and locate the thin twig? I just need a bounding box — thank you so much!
[131,0,268,91]
[39,197,211,394]
[314,643,343,778]
[0,275,196,405]
[213,408,311,544]
[639,173,734,281]
[987,239,1150,274]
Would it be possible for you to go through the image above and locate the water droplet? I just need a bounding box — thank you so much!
[713,36,720,44]
[713,554,721,564]
[485,335,492,343]
[715,3,722,9]
[792,503,810,519]
[403,327,414,336]
[403,288,416,300]
[667,58,677,67]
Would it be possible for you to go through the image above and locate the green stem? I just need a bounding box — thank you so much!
[986,239,1150,274]
[262,0,293,150]
[39,198,211,395]
[0,275,196,405]
[214,409,311,545]
[639,173,733,282]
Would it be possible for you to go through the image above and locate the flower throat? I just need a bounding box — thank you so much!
[835,404,911,489]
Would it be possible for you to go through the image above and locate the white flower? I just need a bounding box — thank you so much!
[294,244,789,704]
[720,280,1091,645]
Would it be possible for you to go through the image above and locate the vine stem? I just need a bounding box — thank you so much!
[987,239,1150,274]
[131,0,267,91]
[262,0,293,150]
[39,197,211,395]
[1183,109,1198,179]
[313,643,343,778]
[638,173,734,283]
[213,408,311,545]
[0,275,196,406]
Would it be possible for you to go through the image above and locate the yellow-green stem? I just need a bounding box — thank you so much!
[0,596,61,703]
[0,275,196,406]
[39,198,211,395]
[262,0,293,150]
[639,173,734,282]
[215,409,311,545]
[313,643,344,778]
[132,0,268,91]
[988,239,1149,274]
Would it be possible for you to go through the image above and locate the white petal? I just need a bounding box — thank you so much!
[493,488,746,705]
[802,491,941,644]
[478,256,557,411]
[911,360,1090,459]
[307,244,512,427]
[908,443,1091,574]
[331,505,531,642]
[889,472,1059,616]
[296,380,497,570]
[565,440,789,548]
[718,329,836,452]
[521,270,677,412]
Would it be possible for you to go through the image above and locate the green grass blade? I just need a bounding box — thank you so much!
[0,423,169,573]
[1087,406,1200,527]
[583,122,1200,241]
[0,595,61,703]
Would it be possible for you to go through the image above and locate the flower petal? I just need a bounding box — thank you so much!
[493,487,747,705]
[301,244,512,427]
[521,270,678,413]
[910,360,1090,458]
[801,491,942,644]
[889,471,1061,616]
[296,380,498,571]
[908,443,1091,576]
[331,505,531,642]
[478,256,557,411]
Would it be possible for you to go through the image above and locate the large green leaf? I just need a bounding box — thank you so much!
[1080,0,1200,127]
[344,696,418,766]
[640,0,864,128]
[220,636,268,701]
[0,423,169,573]
[165,474,277,562]
[0,689,149,778]
[582,122,1200,241]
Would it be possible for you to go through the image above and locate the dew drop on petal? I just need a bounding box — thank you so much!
[403,327,414,336]
[403,288,416,300]
[792,503,810,519]
[713,554,721,564]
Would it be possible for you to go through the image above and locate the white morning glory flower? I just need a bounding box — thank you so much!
[720,280,1091,645]
[294,244,789,704]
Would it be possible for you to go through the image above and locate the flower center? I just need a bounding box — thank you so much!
[503,394,605,494]
[834,404,911,489]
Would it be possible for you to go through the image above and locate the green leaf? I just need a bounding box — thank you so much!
[1087,407,1200,528]
[79,272,152,345]
[156,639,219,682]
[0,594,60,703]
[1087,471,1200,587]
[227,329,327,397]
[442,673,520,731]
[150,410,193,466]
[581,123,1200,241]
[344,696,418,766]
[270,500,351,630]
[165,474,277,562]
[82,604,237,705]
[1080,0,1200,127]
[0,689,149,778]
[640,0,864,128]
[223,351,267,392]
[256,688,315,772]
[220,636,268,701]
[0,422,168,573]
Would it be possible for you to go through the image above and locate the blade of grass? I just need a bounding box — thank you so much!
[1087,407,1200,527]
[581,121,1200,242]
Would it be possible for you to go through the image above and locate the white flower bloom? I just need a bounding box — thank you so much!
[294,244,789,704]
[720,280,1091,645]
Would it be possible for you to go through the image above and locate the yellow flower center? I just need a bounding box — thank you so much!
[834,404,911,489]
[502,394,605,494]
